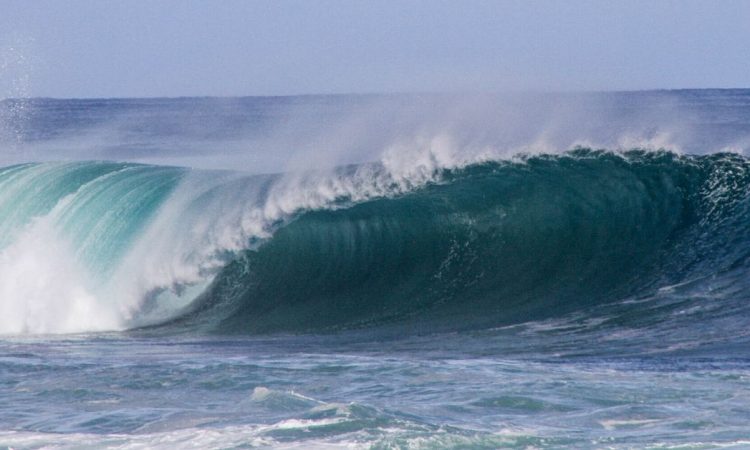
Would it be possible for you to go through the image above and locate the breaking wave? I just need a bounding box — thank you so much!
[2,149,750,336]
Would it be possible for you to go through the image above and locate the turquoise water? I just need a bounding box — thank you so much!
[2,92,750,448]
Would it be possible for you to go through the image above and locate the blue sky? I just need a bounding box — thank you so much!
[1,0,749,98]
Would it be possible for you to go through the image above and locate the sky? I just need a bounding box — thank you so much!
[1,0,749,98]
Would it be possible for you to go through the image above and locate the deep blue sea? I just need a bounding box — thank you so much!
[2,91,750,448]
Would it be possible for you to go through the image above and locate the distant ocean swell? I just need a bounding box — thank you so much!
[1,149,750,336]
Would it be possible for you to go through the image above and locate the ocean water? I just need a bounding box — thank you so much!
[2,91,750,448]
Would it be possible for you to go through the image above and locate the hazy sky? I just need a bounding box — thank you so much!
[1,0,749,98]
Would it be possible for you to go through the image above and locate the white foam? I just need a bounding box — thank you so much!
[0,216,121,334]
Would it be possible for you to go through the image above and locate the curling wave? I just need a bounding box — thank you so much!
[2,149,750,335]
[172,150,750,334]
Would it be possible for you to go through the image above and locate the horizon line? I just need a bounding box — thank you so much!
[2,87,749,102]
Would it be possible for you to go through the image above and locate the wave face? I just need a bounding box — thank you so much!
[2,150,750,336]
[170,150,750,335]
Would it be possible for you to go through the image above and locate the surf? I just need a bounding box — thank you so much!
[1,149,750,336]
[179,150,750,334]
